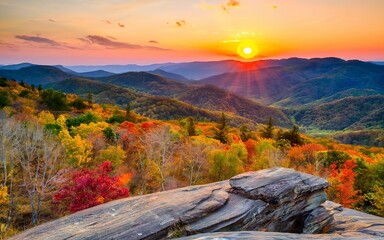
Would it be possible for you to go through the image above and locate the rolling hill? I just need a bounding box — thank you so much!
[45,78,256,126]
[178,84,291,127]
[289,96,384,131]
[0,65,74,84]
[99,71,188,96]
[200,58,384,106]
[98,72,292,127]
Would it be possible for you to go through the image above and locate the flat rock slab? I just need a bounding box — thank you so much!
[11,168,332,240]
[178,231,384,240]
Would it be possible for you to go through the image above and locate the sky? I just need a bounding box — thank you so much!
[0,0,384,65]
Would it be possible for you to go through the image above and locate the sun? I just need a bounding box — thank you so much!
[237,41,258,59]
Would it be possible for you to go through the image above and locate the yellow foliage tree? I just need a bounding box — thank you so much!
[0,186,8,205]
[72,122,109,139]
[58,129,93,166]
[37,111,55,125]
[96,145,126,168]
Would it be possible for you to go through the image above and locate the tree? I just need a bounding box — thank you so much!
[0,77,8,87]
[58,116,93,166]
[14,121,65,225]
[140,126,176,191]
[278,125,303,146]
[87,92,93,106]
[125,102,136,122]
[96,145,126,169]
[214,113,229,144]
[327,160,362,208]
[208,143,246,181]
[261,117,274,139]
[240,125,252,142]
[287,143,327,172]
[179,136,218,185]
[41,89,69,111]
[0,91,10,109]
[70,98,87,110]
[0,118,65,226]
[53,161,129,213]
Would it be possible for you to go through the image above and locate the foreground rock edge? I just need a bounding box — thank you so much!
[10,168,383,239]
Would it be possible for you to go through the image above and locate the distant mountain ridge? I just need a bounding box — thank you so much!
[1,57,383,144]
[200,58,384,106]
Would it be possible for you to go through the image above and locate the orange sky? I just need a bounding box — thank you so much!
[0,0,383,65]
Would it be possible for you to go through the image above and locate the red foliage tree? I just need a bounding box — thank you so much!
[53,161,130,213]
[327,160,362,208]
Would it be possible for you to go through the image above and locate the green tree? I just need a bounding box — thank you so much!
[87,92,93,106]
[70,98,87,110]
[278,125,303,146]
[186,117,197,137]
[0,77,8,87]
[0,91,10,109]
[41,89,69,111]
[103,127,118,145]
[214,113,229,144]
[261,117,274,139]
[240,124,252,142]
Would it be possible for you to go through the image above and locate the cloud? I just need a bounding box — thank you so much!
[148,40,159,44]
[200,0,240,13]
[227,0,240,7]
[15,35,78,49]
[81,35,168,50]
[118,22,125,28]
[104,20,112,24]
[175,19,187,27]
[0,41,18,50]
[15,35,61,46]
[48,18,56,22]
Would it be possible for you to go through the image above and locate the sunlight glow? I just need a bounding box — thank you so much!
[243,47,252,55]
[237,41,258,59]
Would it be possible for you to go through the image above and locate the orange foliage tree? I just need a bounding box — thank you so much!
[327,160,362,208]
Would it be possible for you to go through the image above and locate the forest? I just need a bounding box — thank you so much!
[0,77,383,238]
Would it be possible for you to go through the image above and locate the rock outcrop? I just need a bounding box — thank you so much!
[11,168,384,239]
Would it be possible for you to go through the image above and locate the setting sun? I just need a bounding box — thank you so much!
[237,41,258,59]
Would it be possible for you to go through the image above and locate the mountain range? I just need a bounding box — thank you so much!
[1,57,383,145]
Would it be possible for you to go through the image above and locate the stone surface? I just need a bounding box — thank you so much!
[11,168,384,240]
[178,231,383,239]
[180,201,384,240]
[323,201,384,237]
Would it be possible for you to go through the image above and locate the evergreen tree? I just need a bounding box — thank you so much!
[125,102,132,122]
[87,92,93,106]
[240,124,251,142]
[261,116,274,139]
[186,116,196,137]
[214,113,229,144]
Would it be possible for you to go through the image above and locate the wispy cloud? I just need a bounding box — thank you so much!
[118,22,125,28]
[15,35,77,49]
[200,0,240,13]
[0,41,19,50]
[48,18,56,22]
[148,40,159,44]
[227,0,240,7]
[81,35,168,50]
[15,35,61,46]
[175,19,187,27]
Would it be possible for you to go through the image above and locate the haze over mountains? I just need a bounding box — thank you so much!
[1,57,383,145]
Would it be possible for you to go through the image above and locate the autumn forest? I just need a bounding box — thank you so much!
[0,77,383,238]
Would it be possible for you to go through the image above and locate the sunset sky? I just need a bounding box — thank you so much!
[1,0,384,65]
